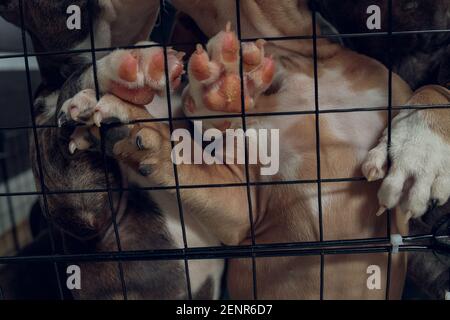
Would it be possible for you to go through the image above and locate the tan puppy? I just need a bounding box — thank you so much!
[61,0,421,299]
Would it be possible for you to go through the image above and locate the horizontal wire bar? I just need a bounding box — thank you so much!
[0,242,434,264]
[0,42,164,60]
[0,231,440,264]
[1,103,449,131]
[242,28,450,42]
[1,28,449,60]
[0,177,368,197]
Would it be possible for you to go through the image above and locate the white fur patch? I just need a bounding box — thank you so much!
[363,110,450,218]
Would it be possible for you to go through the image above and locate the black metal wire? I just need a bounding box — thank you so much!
[0,176,369,198]
[0,27,449,61]
[0,234,446,264]
[311,4,326,300]
[16,0,64,300]
[448,221,450,297]
[0,145,20,251]
[159,0,193,300]
[86,0,128,300]
[235,0,258,300]
[0,0,448,300]
[385,0,394,301]
[0,103,449,132]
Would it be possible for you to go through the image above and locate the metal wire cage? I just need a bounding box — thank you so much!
[0,0,449,300]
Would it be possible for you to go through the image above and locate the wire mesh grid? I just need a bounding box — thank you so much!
[0,0,448,300]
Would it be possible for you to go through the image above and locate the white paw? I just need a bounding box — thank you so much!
[362,110,450,220]
[58,89,97,126]
[59,93,141,154]
[361,143,388,182]
[58,90,131,127]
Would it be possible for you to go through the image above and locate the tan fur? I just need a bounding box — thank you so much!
[413,86,450,142]
[167,0,413,299]
[64,0,415,299]
[103,0,160,45]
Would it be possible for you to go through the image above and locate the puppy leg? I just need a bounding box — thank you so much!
[57,42,185,126]
[112,123,252,245]
[362,85,450,221]
[59,88,250,245]
[80,42,184,105]
[57,41,186,153]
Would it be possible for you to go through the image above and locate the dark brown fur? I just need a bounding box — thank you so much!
[0,1,199,299]
[0,0,96,85]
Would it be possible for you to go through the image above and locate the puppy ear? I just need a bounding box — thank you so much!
[0,0,21,26]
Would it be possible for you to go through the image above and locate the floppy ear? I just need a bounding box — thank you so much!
[0,0,21,26]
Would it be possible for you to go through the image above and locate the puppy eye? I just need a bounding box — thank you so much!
[136,135,145,150]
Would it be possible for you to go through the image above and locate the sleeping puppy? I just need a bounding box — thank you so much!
[0,0,223,299]
[62,0,419,299]
[315,0,450,90]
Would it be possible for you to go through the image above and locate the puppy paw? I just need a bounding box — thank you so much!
[112,123,172,178]
[58,89,98,126]
[58,91,149,126]
[59,92,151,154]
[361,142,388,182]
[183,23,275,130]
[96,42,185,105]
[68,126,98,154]
[363,109,450,221]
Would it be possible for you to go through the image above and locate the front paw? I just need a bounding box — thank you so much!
[183,23,275,130]
[58,90,151,154]
[58,89,98,127]
[112,123,172,177]
[363,109,450,221]
[96,42,185,105]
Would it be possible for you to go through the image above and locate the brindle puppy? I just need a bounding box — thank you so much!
[315,0,450,90]
[0,0,223,299]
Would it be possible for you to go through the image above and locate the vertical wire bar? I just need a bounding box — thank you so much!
[311,3,325,300]
[17,0,64,299]
[86,0,128,300]
[385,0,394,300]
[447,214,449,298]
[158,0,193,300]
[235,0,258,300]
[0,144,20,251]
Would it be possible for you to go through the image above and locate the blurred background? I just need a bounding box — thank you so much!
[0,16,40,257]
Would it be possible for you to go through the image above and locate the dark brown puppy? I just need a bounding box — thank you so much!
[0,0,222,299]
[316,0,450,89]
